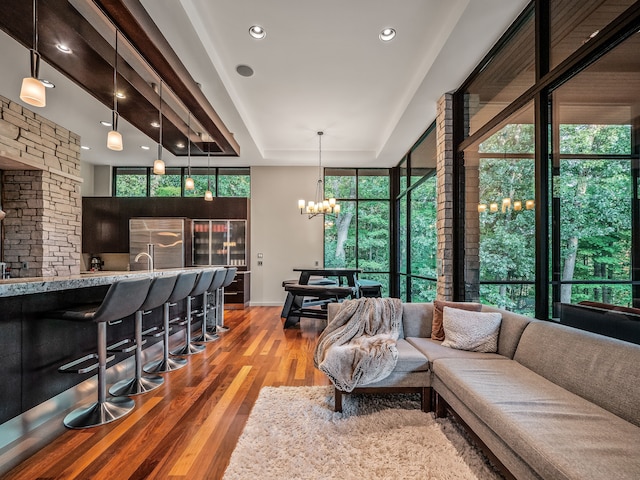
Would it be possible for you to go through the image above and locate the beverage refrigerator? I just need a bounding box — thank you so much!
[192,219,247,267]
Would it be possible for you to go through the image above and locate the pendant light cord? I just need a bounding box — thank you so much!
[158,81,163,158]
[187,112,191,176]
[32,0,38,53]
[113,31,118,114]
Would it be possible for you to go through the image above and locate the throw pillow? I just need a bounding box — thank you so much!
[441,306,502,353]
[432,300,482,341]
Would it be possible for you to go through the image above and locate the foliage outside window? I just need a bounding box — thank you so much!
[114,167,147,197]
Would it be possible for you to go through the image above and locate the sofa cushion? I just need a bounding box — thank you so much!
[394,338,429,372]
[480,305,533,358]
[432,300,482,341]
[434,358,640,480]
[406,336,507,363]
[401,303,433,338]
[441,307,501,352]
[514,321,640,427]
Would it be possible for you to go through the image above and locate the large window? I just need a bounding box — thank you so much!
[324,168,390,295]
[397,125,437,303]
[113,167,250,198]
[455,0,640,338]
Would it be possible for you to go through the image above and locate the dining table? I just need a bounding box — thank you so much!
[280,267,362,328]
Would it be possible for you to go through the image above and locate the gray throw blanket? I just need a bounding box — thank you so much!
[313,297,403,393]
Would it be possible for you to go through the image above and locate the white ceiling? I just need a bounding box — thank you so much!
[0,0,529,168]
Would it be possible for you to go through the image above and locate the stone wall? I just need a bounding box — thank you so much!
[436,93,454,300]
[0,95,82,277]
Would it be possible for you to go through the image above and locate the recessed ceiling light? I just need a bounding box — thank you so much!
[140,145,150,150]
[249,25,266,39]
[236,64,254,77]
[176,142,185,148]
[379,28,396,42]
[115,92,126,99]
[100,120,112,127]
[56,44,72,54]
[151,121,160,128]
[39,79,55,89]
[81,145,91,150]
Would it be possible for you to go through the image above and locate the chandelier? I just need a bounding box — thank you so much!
[298,131,340,218]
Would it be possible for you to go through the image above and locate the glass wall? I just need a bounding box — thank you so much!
[455,0,640,339]
[324,168,390,295]
[550,29,638,315]
[397,125,437,302]
[462,5,535,137]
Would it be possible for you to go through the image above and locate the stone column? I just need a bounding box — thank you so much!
[0,96,82,277]
[436,93,454,300]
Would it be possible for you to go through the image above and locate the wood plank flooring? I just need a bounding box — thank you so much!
[1,307,331,480]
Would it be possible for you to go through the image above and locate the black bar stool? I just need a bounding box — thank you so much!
[193,268,225,343]
[109,275,178,396]
[53,277,152,429]
[216,267,237,332]
[143,271,198,374]
[203,267,227,337]
[170,269,215,356]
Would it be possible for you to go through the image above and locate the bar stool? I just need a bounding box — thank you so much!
[109,275,178,396]
[203,267,228,336]
[53,276,152,429]
[143,271,198,374]
[193,268,226,343]
[170,269,215,356]
[216,267,237,332]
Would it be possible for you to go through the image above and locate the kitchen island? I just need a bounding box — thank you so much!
[0,268,205,429]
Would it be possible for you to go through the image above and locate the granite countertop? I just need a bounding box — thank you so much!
[0,267,207,298]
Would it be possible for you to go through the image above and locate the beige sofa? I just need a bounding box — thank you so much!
[326,302,640,480]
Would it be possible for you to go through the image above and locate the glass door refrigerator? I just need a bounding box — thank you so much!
[192,219,247,267]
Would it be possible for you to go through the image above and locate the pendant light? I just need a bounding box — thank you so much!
[107,30,123,151]
[153,81,165,174]
[204,144,213,201]
[20,0,46,108]
[184,112,195,190]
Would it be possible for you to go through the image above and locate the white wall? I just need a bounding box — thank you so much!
[250,166,324,306]
[79,161,94,196]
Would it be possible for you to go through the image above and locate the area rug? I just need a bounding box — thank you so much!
[223,386,501,480]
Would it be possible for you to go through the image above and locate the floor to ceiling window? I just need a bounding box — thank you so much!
[324,168,391,295]
[396,125,437,303]
[455,0,640,340]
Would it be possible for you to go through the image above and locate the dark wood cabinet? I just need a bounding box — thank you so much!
[225,271,250,309]
[82,197,250,256]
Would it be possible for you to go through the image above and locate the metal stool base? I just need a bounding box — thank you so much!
[193,331,219,343]
[170,342,206,356]
[109,375,164,397]
[63,396,135,429]
[143,356,187,374]
[216,325,230,332]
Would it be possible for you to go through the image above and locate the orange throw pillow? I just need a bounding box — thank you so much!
[432,300,482,341]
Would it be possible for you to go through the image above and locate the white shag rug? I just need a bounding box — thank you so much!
[223,386,502,480]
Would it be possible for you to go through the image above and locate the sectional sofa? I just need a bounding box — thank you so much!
[326,302,640,480]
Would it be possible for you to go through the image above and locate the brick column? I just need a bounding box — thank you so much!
[436,94,454,300]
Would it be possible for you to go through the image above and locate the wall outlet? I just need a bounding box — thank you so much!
[315,260,319,266]
[257,260,263,266]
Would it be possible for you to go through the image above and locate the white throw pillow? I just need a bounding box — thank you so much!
[441,306,502,353]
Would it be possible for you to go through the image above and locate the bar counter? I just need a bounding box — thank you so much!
[0,267,203,427]
[0,267,206,298]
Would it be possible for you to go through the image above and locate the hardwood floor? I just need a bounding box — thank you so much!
[1,307,331,480]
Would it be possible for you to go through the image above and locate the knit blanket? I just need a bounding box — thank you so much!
[313,297,403,393]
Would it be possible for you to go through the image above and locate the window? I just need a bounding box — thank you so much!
[397,124,437,302]
[114,167,147,197]
[324,168,390,295]
[113,167,250,198]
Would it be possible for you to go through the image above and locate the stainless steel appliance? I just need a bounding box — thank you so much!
[89,255,103,271]
[129,218,192,270]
